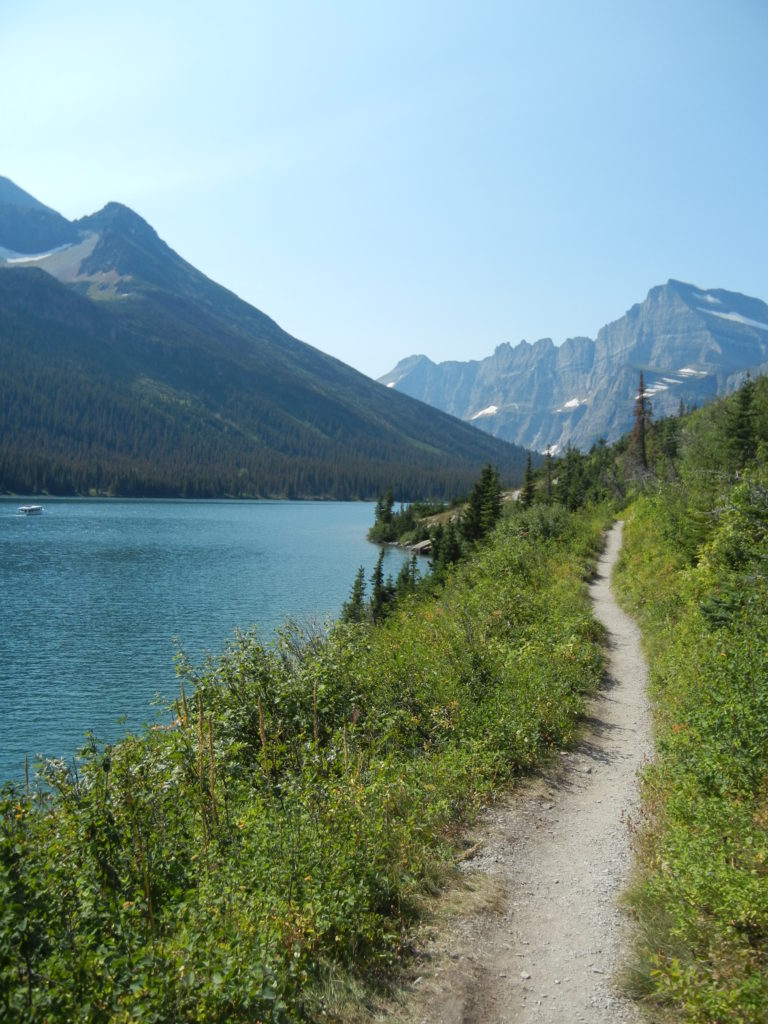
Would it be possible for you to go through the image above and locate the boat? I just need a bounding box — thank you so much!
[17,504,44,515]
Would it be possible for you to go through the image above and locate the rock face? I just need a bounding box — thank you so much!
[381,280,768,451]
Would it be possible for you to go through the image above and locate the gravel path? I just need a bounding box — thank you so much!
[386,521,653,1024]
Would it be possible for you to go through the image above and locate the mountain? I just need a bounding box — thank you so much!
[0,180,530,500]
[380,280,768,452]
[0,176,81,255]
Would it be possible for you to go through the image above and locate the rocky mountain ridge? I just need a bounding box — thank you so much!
[381,280,768,451]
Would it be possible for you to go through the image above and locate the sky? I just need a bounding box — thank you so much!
[2,0,767,379]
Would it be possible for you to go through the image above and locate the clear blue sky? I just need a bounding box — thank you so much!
[3,0,767,379]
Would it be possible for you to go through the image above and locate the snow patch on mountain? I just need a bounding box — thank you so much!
[0,233,100,286]
[470,405,499,420]
[0,242,74,263]
[555,397,584,412]
[699,308,768,331]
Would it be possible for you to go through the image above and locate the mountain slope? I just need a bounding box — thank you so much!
[0,181,529,499]
[381,280,768,451]
[0,175,81,255]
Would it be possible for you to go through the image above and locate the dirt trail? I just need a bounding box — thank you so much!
[385,520,652,1024]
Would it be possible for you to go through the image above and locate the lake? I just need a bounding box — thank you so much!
[0,498,409,785]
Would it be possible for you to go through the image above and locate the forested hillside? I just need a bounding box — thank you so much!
[0,184,530,500]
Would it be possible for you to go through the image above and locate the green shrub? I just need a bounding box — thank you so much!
[616,459,768,1022]
[1,502,611,1021]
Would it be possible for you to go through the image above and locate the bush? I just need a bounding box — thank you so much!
[615,460,768,1022]
[1,503,611,1021]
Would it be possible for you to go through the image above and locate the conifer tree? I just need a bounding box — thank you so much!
[480,463,502,536]
[632,371,649,470]
[374,488,394,528]
[462,463,502,542]
[429,522,445,568]
[461,482,484,543]
[555,443,586,510]
[727,373,756,469]
[545,445,553,503]
[440,520,462,569]
[521,451,535,509]
[369,550,394,623]
[409,551,420,586]
[395,553,420,598]
[341,565,367,623]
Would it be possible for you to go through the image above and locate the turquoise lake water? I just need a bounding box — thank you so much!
[0,498,408,785]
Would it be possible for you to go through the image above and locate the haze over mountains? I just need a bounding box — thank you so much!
[0,177,529,500]
[381,280,768,452]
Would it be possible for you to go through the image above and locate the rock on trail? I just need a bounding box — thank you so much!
[383,521,652,1024]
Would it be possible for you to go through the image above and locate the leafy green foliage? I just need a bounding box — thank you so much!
[0,500,610,1020]
[12,370,766,1019]
[614,375,768,1021]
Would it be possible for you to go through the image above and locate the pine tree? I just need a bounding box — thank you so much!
[555,443,586,510]
[395,554,420,598]
[370,551,394,623]
[341,565,367,623]
[429,522,445,569]
[480,463,502,535]
[632,371,649,470]
[461,484,483,543]
[727,373,756,469]
[374,488,394,527]
[409,551,420,586]
[440,521,462,566]
[462,463,502,542]
[521,451,535,509]
[545,445,553,503]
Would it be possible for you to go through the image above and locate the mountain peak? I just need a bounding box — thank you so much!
[0,176,55,214]
[77,202,158,240]
[382,281,768,452]
[0,182,530,499]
